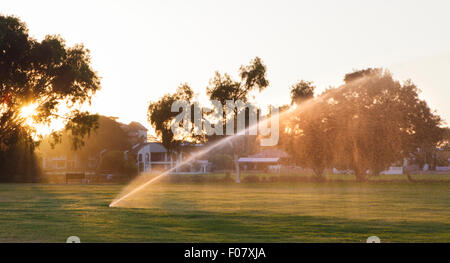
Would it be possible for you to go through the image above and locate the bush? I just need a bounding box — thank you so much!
[222,172,234,183]
[242,175,260,183]
[98,151,137,177]
[209,154,233,171]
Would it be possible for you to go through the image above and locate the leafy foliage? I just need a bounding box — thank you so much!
[281,69,443,180]
[97,150,137,176]
[209,154,233,171]
[147,84,194,152]
[39,116,131,159]
[0,15,100,181]
[207,57,269,104]
[290,80,315,105]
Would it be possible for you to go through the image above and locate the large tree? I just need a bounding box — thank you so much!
[439,128,450,151]
[147,57,268,182]
[206,57,269,182]
[147,84,196,153]
[280,80,335,180]
[331,69,443,180]
[0,15,100,181]
[281,69,443,181]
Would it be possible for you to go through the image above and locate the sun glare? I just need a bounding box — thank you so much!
[19,103,55,137]
[19,103,38,119]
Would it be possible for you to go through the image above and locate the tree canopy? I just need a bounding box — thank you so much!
[281,81,334,179]
[207,57,268,104]
[281,68,444,180]
[39,116,131,158]
[290,80,315,105]
[147,57,269,182]
[0,15,100,181]
[147,84,195,153]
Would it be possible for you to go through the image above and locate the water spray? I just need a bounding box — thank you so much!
[109,92,335,208]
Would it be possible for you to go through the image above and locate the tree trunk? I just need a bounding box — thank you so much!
[313,168,326,182]
[355,173,367,182]
[354,168,367,182]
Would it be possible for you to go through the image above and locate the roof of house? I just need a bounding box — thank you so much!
[130,142,167,154]
[128,121,148,131]
[147,142,167,152]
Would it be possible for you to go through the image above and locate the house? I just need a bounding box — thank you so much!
[40,116,213,175]
[126,142,211,174]
[42,155,76,171]
[41,119,148,174]
[128,142,174,173]
[41,154,99,180]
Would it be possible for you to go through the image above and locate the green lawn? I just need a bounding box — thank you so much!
[0,179,449,242]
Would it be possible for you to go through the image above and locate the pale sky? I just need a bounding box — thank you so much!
[3,0,450,129]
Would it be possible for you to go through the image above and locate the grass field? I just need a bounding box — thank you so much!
[0,177,449,242]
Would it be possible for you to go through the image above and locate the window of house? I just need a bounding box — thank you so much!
[56,160,66,168]
[67,161,75,169]
[88,159,97,168]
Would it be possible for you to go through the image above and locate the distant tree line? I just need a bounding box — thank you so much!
[1,15,446,183]
[148,65,445,182]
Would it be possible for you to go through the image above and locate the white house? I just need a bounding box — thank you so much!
[128,142,174,173]
[43,155,77,170]
[127,142,210,174]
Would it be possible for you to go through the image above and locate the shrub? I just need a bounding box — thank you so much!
[98,151,137,177]
[209,154,233,171]
[242,175,260,183]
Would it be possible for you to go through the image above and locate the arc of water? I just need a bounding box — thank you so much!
[109,92,334,207]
